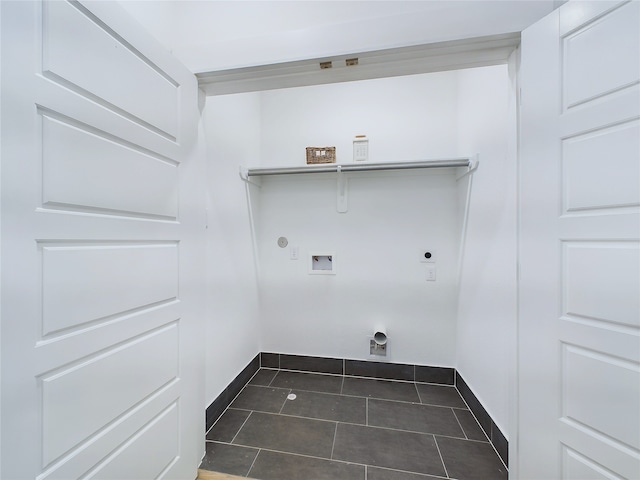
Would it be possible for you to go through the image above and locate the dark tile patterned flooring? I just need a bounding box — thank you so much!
[201,368,508,480]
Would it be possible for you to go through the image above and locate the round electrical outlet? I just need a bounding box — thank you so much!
[277,236,288,248]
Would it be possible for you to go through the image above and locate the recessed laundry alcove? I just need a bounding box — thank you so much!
[205,62,517,452]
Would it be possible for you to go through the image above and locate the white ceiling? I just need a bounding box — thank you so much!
[119,1,558,74]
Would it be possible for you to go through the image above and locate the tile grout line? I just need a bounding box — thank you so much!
[454,375,508,468]
[329,422,339,460]
[432,435,450,479]
[277,389,292,414]
[414,381,423,404]
[223,378,485,442]
[367,465,450,480]
[267,369,277,387]
[240,381,448,407]
[451,408,469,440]
[239,444,348,468]
[228,408,484,442]
[491,444,509,472]
[258,366,455,388]
[245,448,261,478]
[213,370,502,477]
[453,385,493,445]
[260,355,456,385]
[213,442,448,480]
[229,410,253,445]
[247,364,262,383]
[205,367,262,436]
[365,397,369,426]
[267,367,450,385]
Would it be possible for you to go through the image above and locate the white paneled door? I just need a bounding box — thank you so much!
[519,1,639,479]
[1,1,205,479]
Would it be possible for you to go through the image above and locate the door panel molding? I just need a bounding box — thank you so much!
[519,1,639,478]
[1,1,204,478]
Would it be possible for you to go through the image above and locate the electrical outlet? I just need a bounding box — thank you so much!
[353,136,368,162]
[426,264,436,281]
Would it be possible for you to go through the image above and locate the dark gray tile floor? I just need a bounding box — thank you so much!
[202,369,508,480]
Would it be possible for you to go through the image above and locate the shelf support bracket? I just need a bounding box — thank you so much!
[337,165,348,213]
[456,154,479,181]
[239,166,262,187]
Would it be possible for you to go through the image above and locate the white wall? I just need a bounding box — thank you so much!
[259,73,459,167]
[203,93,262,405]
[257,171,460,365]
[119,1,554,73]
[455,64,516,436]
[116,1,179,55]
[256,72,462,365]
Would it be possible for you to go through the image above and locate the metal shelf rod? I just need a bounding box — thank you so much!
[246,158,472,177]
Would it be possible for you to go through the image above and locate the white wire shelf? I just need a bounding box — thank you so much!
[242,158,473,177]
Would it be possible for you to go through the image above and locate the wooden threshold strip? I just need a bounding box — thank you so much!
[197,469,253,480]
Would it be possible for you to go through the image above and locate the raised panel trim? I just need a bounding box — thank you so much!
[561,343,640,451]
[561,1,640,111]
[559,419,640,480]
[39,241,179,339]
[35,300,181,376]
[562,241,640,328]
[562,443,624,480]
[560,0,630,36]
[559,316,640,364]
[562,119,640,214]
[563,80,639,113]
[39,108,180,221]
[83,401,179,479]
[39,321,179,468]
[41,0,179,141]
[36,381,180,480]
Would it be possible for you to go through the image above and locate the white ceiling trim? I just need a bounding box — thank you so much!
[197,33,520,96]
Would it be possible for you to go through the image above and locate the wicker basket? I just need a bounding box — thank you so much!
[306,147,336,164]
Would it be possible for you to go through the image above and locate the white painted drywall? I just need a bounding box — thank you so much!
[455,64,516,436]
[116,1,179,55]
[118,1,555,73]
[259,73,459,167]
[203,92,262,405]
[255,72,463,366]
[256,171,460,366]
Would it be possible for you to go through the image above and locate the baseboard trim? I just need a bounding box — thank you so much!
[455,370,508,466]
[205,353,260,432]
[260,352,455,384]
[205,352,507,467]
